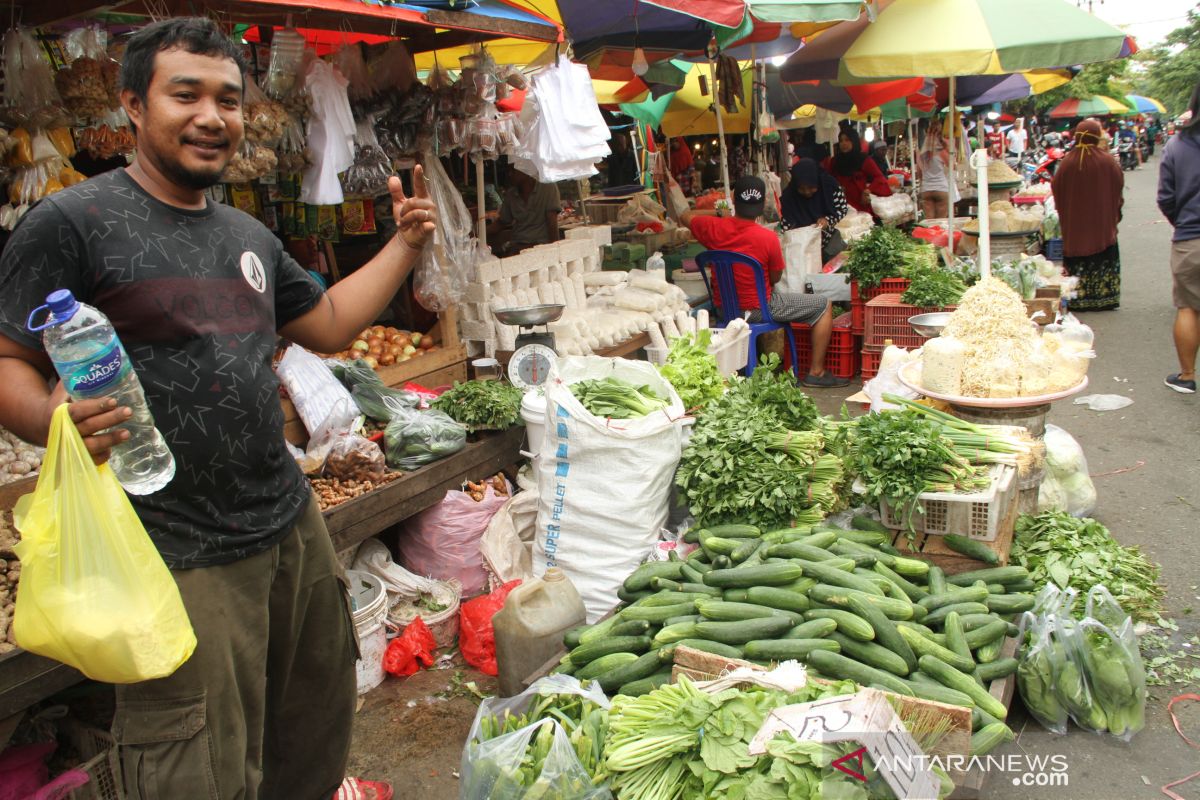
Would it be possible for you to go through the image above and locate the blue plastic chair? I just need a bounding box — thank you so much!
[695,249,800,379]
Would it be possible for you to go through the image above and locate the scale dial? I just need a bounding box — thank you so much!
[508,344,558,389]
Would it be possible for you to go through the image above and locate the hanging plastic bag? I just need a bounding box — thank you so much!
[384,407,467,470]
[333,41,372,101]
[461,675,612,800]
[242,78,288,147]
[399,481,510,596]
[460,580,521,675]
[382,616,438,677]
[12,405,196,683]
[413,154,474,312]
[1016,611,1070,735]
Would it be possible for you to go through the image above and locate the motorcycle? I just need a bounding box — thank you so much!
[1027,146,1066,183]
[1117,137,1138,171]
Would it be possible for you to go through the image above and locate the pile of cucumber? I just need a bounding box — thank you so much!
[555,517,1035,756]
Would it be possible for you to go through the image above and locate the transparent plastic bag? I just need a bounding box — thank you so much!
[351,383,419,423]
[1077,587,1146,740]
[243,78,288,147]
[1041,424,1096,517]
[341,120,392,199]
[276,345,358,437]
[333,41,372,102]
[368,41,418,96]
[1,28,66,127]
[461,675,612,800]
[1016,611,1070,735]
[413,154,473,312]
[384,407,467,470]
[1053,614,1109,733]
[324,433,385,481]
[12,405,196,683]
[265,28,307,100]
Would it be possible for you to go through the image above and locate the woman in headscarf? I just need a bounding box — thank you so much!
[1051,118,1125,310]
[781,158,849,260]
[916,117,953,220]
[822,126,892,213]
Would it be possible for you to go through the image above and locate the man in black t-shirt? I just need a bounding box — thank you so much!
[0,18,435,800]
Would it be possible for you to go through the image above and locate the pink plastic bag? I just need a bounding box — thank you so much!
[398,484,509,596]
[0,742,88,800]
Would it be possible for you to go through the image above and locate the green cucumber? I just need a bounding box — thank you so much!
[890,556,930,578]
[807,650,912,695]
[578,615,621,645]
[974,638,1004,664]
[662,615,700,627]
[848,594,917,673]
[941,534,999,565]
[651,577,682,592]
[963,620,1009,649]
[739,544,766,568]
[919,584,990,611]
[922,602,991,628]
[943,612,974,664]
[959,614,1012,633]
[730,538,761,563]
[985,594,1035,615]
[835,528,891,547]
[697,600,801,624]
[801,531,840,550]
[575,651,639,681]
[986,584,1007,595]
[780,577,818,594]
[971,706,1003,732]
[686,548,711,565]
[897,626,975,673]
[807,584,915,620]
[569,635,652,666]
[745,586,811,613]
[895,620,936,637]
[919,655,1008,720]
[947,566,1029,587]
[798,561,886,596]
[743,639,840,661]
[563,625,587,649]
[829,633,911,676]
[620,602,696,623]
[652,622,699,645]
[623,561,685,592]
[874,563,930,601]
[639,591,708,607]
[699,531,741,557]
[784,619,838,640]
[975,657,1018,683]
[851,514,891,534]
[830,543,878,567]
[1005,580,1039,593]
[702,563,805,588]
[610,620,653,638]
[617,670,673,697]
[597,651,663,692]
[762,528,812,545]
[804,609,875,641]
[668,639,744,660]
[927,566,947,595]
[706,524,762,538]
[676,582,723,597]
[694,616,794,645]
[682,528,701,544]
[971,722,1014,755]
[767,542,840,561]
[901,679,976,708]
[617,587,653,603]
[679,563,704,584]
[722,589,750,602]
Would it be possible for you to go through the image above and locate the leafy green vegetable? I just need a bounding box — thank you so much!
[842,226,916,289]
[1012,512,1165,621]
[658,329,726,412]
[571,377,670,419]
[431,380,524,431]
[732,354,820,431]
[899,268,967,309]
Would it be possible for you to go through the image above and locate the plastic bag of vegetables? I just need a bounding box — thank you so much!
[1053,615,1110,734]
[1038,424,1096,517]
[351,383,419,423]
[1077,586,1146,740]
[384,407,467,470]
[460,675,611,800]
[1016,611,1071,735]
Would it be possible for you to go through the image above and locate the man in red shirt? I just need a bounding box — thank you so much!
[682,175,848,388]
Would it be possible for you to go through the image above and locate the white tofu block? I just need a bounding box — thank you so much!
[501,253,532,278]
[476,259,504,283]
[514,272,531,291]
[461,319,496,341]
[465,281,491,304]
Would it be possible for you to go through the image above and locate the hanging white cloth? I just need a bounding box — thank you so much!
[513,56,611,182]
[301,59,356,206]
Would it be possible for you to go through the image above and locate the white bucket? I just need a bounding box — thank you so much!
[521,390,547,458]
[346,569,388,695]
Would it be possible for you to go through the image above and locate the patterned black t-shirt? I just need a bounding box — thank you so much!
[0,169,324,568]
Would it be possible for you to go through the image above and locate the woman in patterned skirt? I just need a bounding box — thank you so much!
[1051,118,1125,310]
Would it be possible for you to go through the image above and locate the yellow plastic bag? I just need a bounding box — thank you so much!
[12,404,196,683]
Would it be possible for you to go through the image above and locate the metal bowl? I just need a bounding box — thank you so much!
[908,312,954,338]
[493,304,565,327]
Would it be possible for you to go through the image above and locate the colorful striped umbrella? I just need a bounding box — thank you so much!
[1124,94,1167,114]
[1048,95,1129,119]
[781,0,1129,82]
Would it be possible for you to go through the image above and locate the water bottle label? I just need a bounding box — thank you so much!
[60,341,131,397]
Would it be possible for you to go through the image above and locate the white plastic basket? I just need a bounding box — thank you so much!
[879,464,1017,542]
[644,326,749,377]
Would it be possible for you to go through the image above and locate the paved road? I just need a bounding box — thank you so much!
[980,153,1198,799]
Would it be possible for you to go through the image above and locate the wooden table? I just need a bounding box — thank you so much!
[0,427,526,718]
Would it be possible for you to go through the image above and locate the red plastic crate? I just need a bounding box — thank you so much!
[861,345,883,381]
[849,278,910,333]
[863,294,958,349]
[791,312,860,379]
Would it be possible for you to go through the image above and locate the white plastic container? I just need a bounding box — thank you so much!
[521,390,548,458]
[346,569,389,695]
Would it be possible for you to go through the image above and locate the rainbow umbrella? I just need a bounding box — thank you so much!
[1124,94,1166,114]
[1048,95,1129,119]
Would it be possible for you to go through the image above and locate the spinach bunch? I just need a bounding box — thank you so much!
[900,267,967,309]
[431,380,524,431]
[842,225,915,289]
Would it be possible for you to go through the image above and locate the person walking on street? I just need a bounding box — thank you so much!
[0,18,436,799]
[1051,118,1124,311]
[1158,83,1200,394]
[1006,117,1028,158]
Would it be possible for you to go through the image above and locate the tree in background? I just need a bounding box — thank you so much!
[1138,5,1200,115]
[1032,60,1134,115]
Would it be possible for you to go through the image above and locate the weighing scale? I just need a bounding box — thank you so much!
[494,304,564,389]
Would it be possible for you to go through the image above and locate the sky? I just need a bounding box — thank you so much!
[1088,0,1195,47]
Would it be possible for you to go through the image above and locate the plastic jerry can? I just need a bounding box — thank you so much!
[493,567,586,697]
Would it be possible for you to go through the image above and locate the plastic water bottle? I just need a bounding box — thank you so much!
[28,289,175,495]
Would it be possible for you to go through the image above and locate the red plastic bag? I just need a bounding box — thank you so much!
[912,225,963,251]
[382,617,437,677]
[459,580,521,676]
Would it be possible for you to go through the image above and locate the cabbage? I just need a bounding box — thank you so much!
[1060,472,1098,517]
[1038,474,1069,513]
[1044,424,1086,476]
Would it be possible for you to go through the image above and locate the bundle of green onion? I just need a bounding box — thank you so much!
[884,394,1044,475]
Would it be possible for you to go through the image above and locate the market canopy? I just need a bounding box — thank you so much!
[1048,95,1130,119]
[764,69,924,115]
[618,62,753,136]
[780,0,1129,83]
[414,1,564,69]
[1124,94,1167,114]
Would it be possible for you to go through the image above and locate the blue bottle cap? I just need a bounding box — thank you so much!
[46,289,79,319]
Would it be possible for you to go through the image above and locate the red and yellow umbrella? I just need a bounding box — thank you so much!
[1048,95,1129,119]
